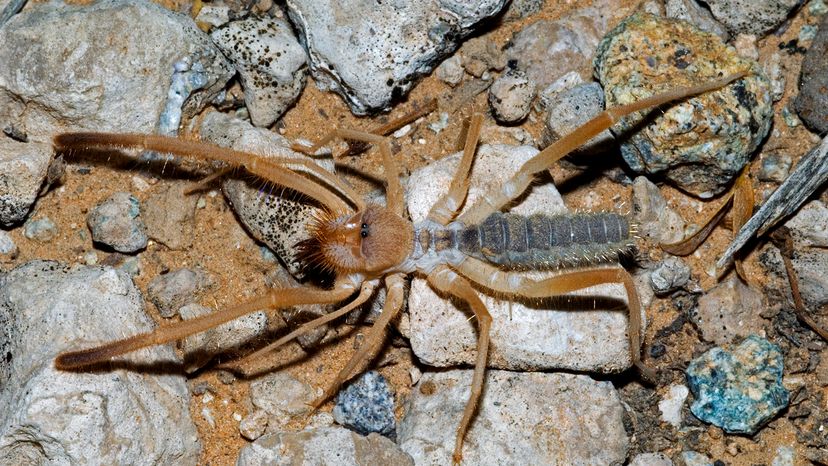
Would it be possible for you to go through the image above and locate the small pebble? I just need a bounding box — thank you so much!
[758,153,792,182]
[733,33,759,60]
[704,0,801,36]
[23,217,58,242]
[427,112,450,134]
[692,276,765,345]
[436,55,464,87]
[800,24,818,42]
[87,192,148,253]
[632,177,687,244]
[794,15,828,133]
[0,230,17,256]
[83,251,98,265]
[630,452,674,466]
[811,0,828,15]
[782,105,801,128]
[658,384,689,428]
[250,372,315,429]
[239,409,269,441]
[649,257,691,295]
[333,371,395,438]
[147,268,214,318]
[682,450,714,466]
[544,81,612,153]
[488,69,534,123]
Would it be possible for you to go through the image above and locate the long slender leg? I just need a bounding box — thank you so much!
[453,257,654,380]
[458,72,748,225]
[55,278,359,370]
[310,273,407,408]
[54,133,359,214]
[226,279,379,374]
[427,265,492,465]
[427,114,484,225]
[293,129,405,216]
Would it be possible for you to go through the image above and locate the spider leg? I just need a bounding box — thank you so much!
[458,72,748,225]
[427,265,492,465]
[453,257,654,380]
[55,278,360,370]
[427,114,484,225]
[226,279,379,375]
[310,273,406,409]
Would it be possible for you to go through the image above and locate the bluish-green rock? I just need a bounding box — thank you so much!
[686,335,789,433]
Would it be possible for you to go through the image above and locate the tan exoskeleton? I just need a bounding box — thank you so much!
[53,72,746,463]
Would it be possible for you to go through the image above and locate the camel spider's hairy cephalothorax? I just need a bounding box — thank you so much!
[53,72,746,463]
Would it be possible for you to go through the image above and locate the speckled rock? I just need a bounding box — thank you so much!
[0,261,200,464]
[0,139,51,226]
[544,81,614,153]
[239,409,269,441]
[405,145,645,373]
[143,182,197,250]
[786,200,828,248]
[286,0,507,115]
[692,276,765,345]
[794,15,828,134]
[146,268,214,318]
[631,452,674,466]
[87,192,148,253]
[758,152,792,183]
[665,0,729,40]
[23,216,57,242]
[488,69,535,123]
[704,0,800,36]
[237,426,414,466]
[686,335,789,433]
[199,111,332,279]
[650,256,691,295]
[0,0,232,137]
[0,230,16,257]
[211,16,306,127]
[398,370,628,465]
[333,371,395,438]
[631,176,687,244]
[250,372,316,431]
[436,54,464,86]
[760,234,828,311]
[504,0,545,21]
[595,12,773,198]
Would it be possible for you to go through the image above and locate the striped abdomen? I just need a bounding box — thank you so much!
[458,212,634,269]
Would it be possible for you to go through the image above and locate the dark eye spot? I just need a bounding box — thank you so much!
[360,230,368,238]
[361,223,368,229]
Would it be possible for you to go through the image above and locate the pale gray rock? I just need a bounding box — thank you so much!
[544,81,613,153]
[761,245,828,311]
[87,192,148,253]
[0,261,200,465]
[250,372,315,431]
[239,409,269,441]
[460,36,507,78]
[0,139,50,226]
[631,452,674,466]
[632,176,687,244]
[658,384,690,428]
[704,0,800,36]
[147,268,215,318]
[286,0,508,114]
[211,16,307,127]
[398,370,628,465]
[0,0,232,138]
[682,450,714,466]
[488,69,535,123]
[405,145,645,372]
[692,276,765,345]
[436,55,464,86]
[0,230,15,257]
[650,256,691,295]
[665,0,730,40]
[22,216,57,242]
[785,200,828,248]
[143,182,198,250]
[237,426,413,466]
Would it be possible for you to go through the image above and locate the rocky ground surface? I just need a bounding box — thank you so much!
[1,0,827,465]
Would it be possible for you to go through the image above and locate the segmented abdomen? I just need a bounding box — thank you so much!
[458,212,634,268]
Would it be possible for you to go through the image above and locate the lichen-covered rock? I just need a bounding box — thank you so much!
[398,370,628,465]
[87,192,148,253]
[704,0,800,37]
[286,0,507,115]
[794,15,828,134]
[595,12,772,198]
[211,16,306,127]
[333,371,395,438]
[686,335,789,433]
[0,261,201,464]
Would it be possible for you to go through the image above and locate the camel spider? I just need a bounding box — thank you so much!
[53,71,745,463]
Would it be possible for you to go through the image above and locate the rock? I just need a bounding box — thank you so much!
[772,446,795,466]
[211,16,306,127]
[0,230,16,257]
[199,111,332,280]
[23,216,58,242]
[761,245,828,311]
[704,0,800,36]
[0,139,51,226]
[239,409,269,441]
[786,200,828,248]
[763,52,786,102]
[658,384,690,428]
[0,0,232,138]
[87,192,148,253]
[237,426,413,466]
[142,182,198,250]
[795,15,828,134]
[682,451,714,466]
[507,4,612,92]
[544,81,614,153]
[249,372,316,430]
[179,303,273,372]
[692,276,765,345]
[595,12,773,198]
[650,256,691,295]
[405,145,644,372]
[631,176,687,244]
[733,33,760,60]
[194,4,231,30]
[147,268,214,318]
[665,0,730,40]
[435,55,464,86]
[686,335,789,433]
[504,0,545,21]
[488,69,535,123]
[398,370,628,465]
[459,36,507,78]
[758,152,792,183]
[286,0,507,115]
[631,452,674,466]
[0,261,200,464]
[333,371,395,438]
